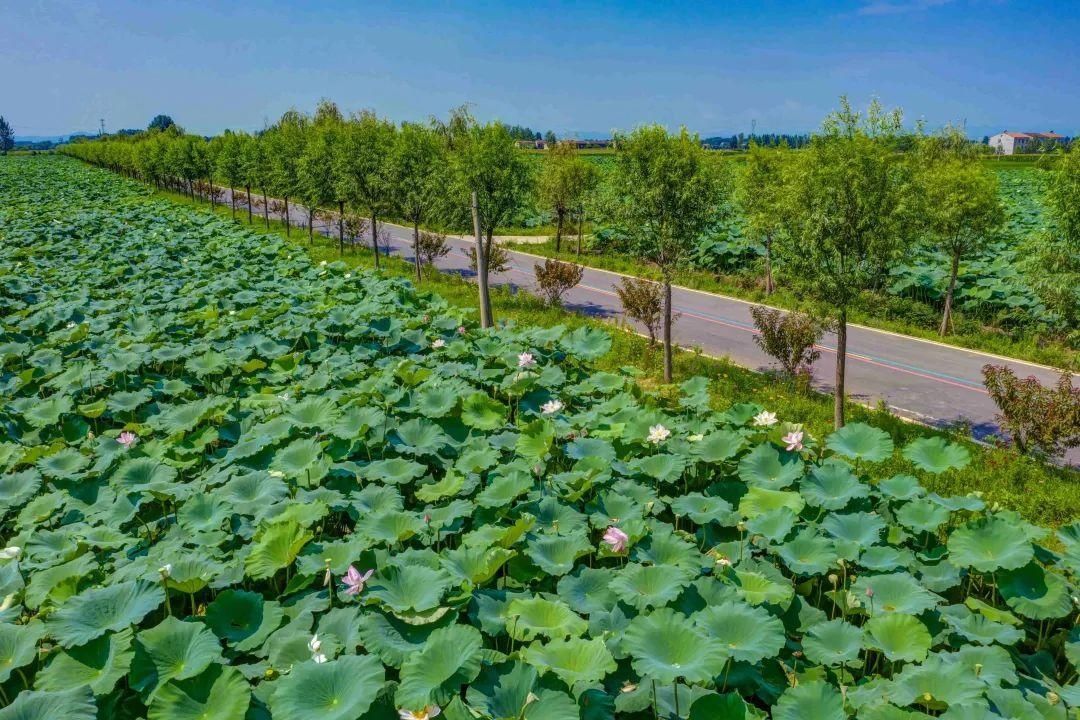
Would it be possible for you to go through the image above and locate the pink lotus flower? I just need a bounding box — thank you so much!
[117,431,138,450]
[865,587,874,599]
[342,565,374,596]
[782,430,804,452]
[457,326,467,335]
[602,526,629,553]
[518,351,536,368]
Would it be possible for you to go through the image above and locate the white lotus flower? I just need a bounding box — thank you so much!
[517,351,536,368]
[688,433,704,442]
[753,410,778,427]
[158,563,172,578]
[308,634,327,663]
[541,399,563,415]
[398,706,441,720]
[431,338,445,349]
[0,547,21,560]
[647,424,671,444]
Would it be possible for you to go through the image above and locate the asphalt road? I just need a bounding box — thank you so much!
[220,189,1078,463]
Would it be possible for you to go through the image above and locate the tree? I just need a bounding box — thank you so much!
[148,115,176,132]
[610,125,724,382]
[336,111,396,268]
[538,141,599,252]
[1027,145,1080,330]
[737,142,789,294]
[451,121,534,327]
[544,130,557,145]
[299,101,343,247]
[237,133,266,226]
[265,110,308,237]
[391,122,448,281]
[213,131,245,220]
[780,97,915,428]
[0,116,14,154]
[916,131,1004,335]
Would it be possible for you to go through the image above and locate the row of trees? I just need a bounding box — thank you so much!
[62,103,585,331]
[63,98,1079,430]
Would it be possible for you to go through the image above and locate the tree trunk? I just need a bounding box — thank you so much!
[473,191,492,328]
[308,205,315,244]
[940,250,960,336]
[284,197,291,237]
[577,208,585,255]
[764,235,775,295]
[262,191,270,229]
[662,280,673,383]
[555,211,564,253]
[209,177,215,209]
[338,201,345,255]
[370,213,381,269]
[230,189,236,221]
[413,221,423,282]
[834,308,847,429]
[246,185,253,224]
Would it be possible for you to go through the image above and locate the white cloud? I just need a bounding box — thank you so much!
[856,0,955,16]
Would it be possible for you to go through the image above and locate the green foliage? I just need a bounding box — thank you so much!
[4,155,1079,720]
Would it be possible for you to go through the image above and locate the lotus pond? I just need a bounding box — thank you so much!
[1,156,1079,719]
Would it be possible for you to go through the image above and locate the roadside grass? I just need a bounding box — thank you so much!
[158,186,1080,528]
[503,238,1078,371]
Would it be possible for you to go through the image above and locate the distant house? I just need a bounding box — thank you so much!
[515,139,546,150]
[988,130,1066,155]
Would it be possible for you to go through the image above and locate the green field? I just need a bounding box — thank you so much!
[2,155,1079,719]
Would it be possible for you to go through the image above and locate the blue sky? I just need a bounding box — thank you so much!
[4,0,1077,138]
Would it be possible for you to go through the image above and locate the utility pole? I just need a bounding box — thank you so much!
[99,119,106,137]
[751,118,756,147]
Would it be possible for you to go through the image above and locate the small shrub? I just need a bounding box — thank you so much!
[468,243,511,274]
[982,364,1080,456]
[534,259,584,306]
[615,276,664,345]
[343,213,369,249]
[749,305,825,377]
[417,231,451,276]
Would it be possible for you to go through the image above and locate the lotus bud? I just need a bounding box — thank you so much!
[922,693,932,703]
[0,547,22,560]
[828,573,839,586]
[837,559,846,568]
[716,556,732,568]
[0,594,14,612]
[158,563,172,579]
[973,663,983,677]
[1047,692,1060,706]
[621,682,637,693]
[737,522,746,532]
[323,559,332,587]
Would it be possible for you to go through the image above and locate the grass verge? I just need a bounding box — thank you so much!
[160,188,1080,527]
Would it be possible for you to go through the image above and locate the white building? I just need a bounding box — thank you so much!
[988,131,1065,155]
